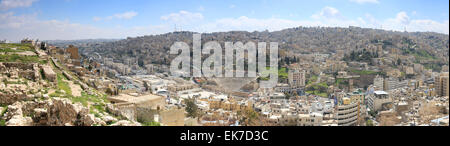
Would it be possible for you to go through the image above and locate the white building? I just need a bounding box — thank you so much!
[367,91,392,112]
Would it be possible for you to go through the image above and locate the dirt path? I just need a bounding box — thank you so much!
[68,81,82,97]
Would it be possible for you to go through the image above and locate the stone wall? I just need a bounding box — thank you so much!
[0,62,40,81]
[136,106,158,123]
[159,108,185,126]
[0,93,30,105]
[107,103,137,121]
[1,62,36,70]
[1,98,96,126]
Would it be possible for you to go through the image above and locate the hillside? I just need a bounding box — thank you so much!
[70,26,448,67]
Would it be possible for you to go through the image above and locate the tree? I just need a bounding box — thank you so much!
[184,98,199,118]
[366,120,374,126]
[239,108,260,126]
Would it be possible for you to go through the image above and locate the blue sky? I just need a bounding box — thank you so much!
[0,0,448,41]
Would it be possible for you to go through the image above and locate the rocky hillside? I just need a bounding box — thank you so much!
[1,43,140,126]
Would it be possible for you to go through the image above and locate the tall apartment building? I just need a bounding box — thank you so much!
[435,72,449,97]
[288,69,306,88]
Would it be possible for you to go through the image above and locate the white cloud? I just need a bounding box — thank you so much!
[407,19,449,34]
[161,10,203,24]
[93,11,138,21]
[192,8,448,35]
[112,11,138,19]
[0,12,169,41]
[195,15,356,33]
[395,11,410,25]
[311,6,342,19]
[0,0,37,11]
[229,5,236,9]
[349,0,379,4]
[1,8,448,42]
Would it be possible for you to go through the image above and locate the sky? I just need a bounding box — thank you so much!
[0,0,449,41]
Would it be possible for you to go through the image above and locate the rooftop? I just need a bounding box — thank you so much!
[108,93,164,104]
[374,91,388,95]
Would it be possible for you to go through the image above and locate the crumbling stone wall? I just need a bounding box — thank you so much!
[1,62,36,70]
[0,93,30,105]
[0,62,40,81]
[136,107,158,123]
[2,98,95,126]
[108,103,136,121]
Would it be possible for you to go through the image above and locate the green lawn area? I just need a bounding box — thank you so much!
[0,43,46,64]
[0,119,5,126]
[306,90,328,97]
[349,69,380,75]
[56,73,72,96]
[0,54,41,63]
[306,82,329,97]
[141,121,161,126]
[0,43,34,52]
[404,49,436,61]
[260,67,288,80]
[307,75,318,85]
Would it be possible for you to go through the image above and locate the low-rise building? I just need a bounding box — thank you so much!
[367,91,392,112]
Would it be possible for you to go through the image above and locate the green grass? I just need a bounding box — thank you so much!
[0,54,41,63]
[260,67,288,80]
[0,43,34,52]
[1,105,7,115]
[56,73,72,96]
[0,119,5,126]
[349,69,380,75]
[141,121,161,126]
[317,82,328,88]
[405,49,436,60]
[71,96,89,107]
[0,105,6,126]
[307,75,318,85]
[306,82,329,97]
[306,90,328,97]
[3,80,28,85]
